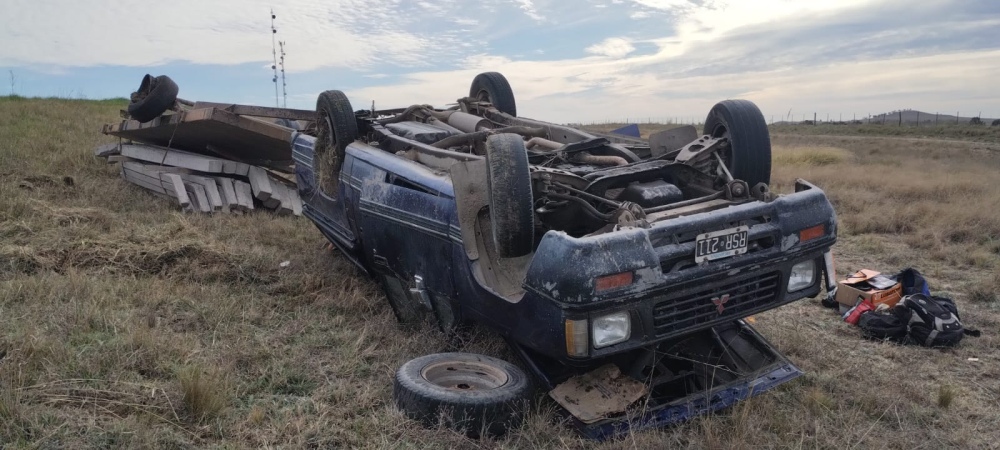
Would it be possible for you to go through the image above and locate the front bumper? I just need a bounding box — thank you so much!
[510,320,803,440]
[513,180,836,361]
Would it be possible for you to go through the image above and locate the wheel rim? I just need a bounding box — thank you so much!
[323,114,337,148]
[475,89,491,104]
[421,360,509,391]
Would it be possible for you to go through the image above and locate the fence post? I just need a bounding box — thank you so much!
[813,112,817,125]
[898,110,902,127]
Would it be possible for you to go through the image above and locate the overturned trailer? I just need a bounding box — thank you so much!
[291,72,837,438]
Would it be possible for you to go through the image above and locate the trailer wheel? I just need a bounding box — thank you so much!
[470,72,517,116]
[394,352,531,438]
[485,134,534,258]
[127,74,179,123]
[315,90,359,197]
[379,273,423,329]
[703,100,772,187]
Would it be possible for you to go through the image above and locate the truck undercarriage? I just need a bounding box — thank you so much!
[297,72,838,438]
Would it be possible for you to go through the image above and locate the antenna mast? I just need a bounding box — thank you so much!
[270,9,280,107]
[279,41,287,108]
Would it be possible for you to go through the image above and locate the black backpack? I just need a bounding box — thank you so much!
[858,306,910,342]
[902,294,980,347]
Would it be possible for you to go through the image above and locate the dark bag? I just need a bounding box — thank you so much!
[894,268,932,297]
[901,294,979,347]
[858,306,911,342]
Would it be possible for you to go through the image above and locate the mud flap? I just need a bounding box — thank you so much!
[549,365,647,424]
[821,250,838,306]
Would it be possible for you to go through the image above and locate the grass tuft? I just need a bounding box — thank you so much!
[938,385,956,409]
[179,366,229,423]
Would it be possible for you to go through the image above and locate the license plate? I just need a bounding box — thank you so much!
[695,226,749,263]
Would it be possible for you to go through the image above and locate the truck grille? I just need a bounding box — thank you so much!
[652,272,781,337]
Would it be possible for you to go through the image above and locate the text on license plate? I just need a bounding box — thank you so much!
[695,226,749,263]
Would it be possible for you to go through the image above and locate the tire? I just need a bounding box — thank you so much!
[315,90,358,196]
[703,99,772,187]
[470,72,517,116]
[379,273,423,328]
[394,352,532,438]
[485,134,534,258]
[127,74,179,123]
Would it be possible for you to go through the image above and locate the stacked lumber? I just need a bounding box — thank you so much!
[95,142,302,216]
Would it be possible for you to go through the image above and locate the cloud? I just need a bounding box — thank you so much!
[0,0,465,71]
[5,0,1000,122]
[585,38,636,58]
[512,0,545,21]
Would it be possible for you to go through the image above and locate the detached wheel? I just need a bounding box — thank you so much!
[394,352,532,438]
[470,72,517,116]
[315,90,359,196]
[704,99,772,187]
[127,74,179,123]
[485,134,534,258]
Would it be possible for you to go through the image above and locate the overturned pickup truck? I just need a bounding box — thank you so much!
[293,72,837,438]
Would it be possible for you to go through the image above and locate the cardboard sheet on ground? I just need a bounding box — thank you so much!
[549,364,647,424]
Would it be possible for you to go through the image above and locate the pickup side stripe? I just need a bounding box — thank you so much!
[358,199,461,242]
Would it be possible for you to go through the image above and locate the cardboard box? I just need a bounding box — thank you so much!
[835,269,903,308]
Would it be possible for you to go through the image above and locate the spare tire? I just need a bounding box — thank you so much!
[485,134,533,258]
[703,100,772,187]
[470,72,517,116]
[127,74,179,123]
[315,90,358,197]
[394,352,532,438]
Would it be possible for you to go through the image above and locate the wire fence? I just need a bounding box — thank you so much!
[575,110,1000,128]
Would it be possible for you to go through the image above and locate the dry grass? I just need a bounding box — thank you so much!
[1,98,999,448]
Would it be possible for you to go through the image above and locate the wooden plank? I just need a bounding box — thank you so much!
[106,155,130,164]
[121,166,168,194]
[190,102,316,121]
[287,186,303,216]
[123,169,167,193]
[233,161,250,176]
[121,161,189,180]
[103,108,295,173]
[182,175,224,211]
[206,145,253,176]
[184,182,211,213]
[247,166,273,201]
[161,173,191,208]
[270,182,293,215]
[215,177,240,212]
[233,180,255,211]
[120,144,225,173]
[122,163,196,209]
[95,143,120,158]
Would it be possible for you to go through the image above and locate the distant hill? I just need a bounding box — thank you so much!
[773,110,997,126]
[868,110,995,125]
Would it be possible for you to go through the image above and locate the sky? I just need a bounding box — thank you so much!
[2,0,999,123]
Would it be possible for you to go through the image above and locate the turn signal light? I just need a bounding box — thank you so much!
[565,319,589,357]
[595,271,634,292]
[799,224,825,243]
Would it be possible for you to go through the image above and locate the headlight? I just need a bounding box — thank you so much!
[592,312,631,348]
[788,260,816,292]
